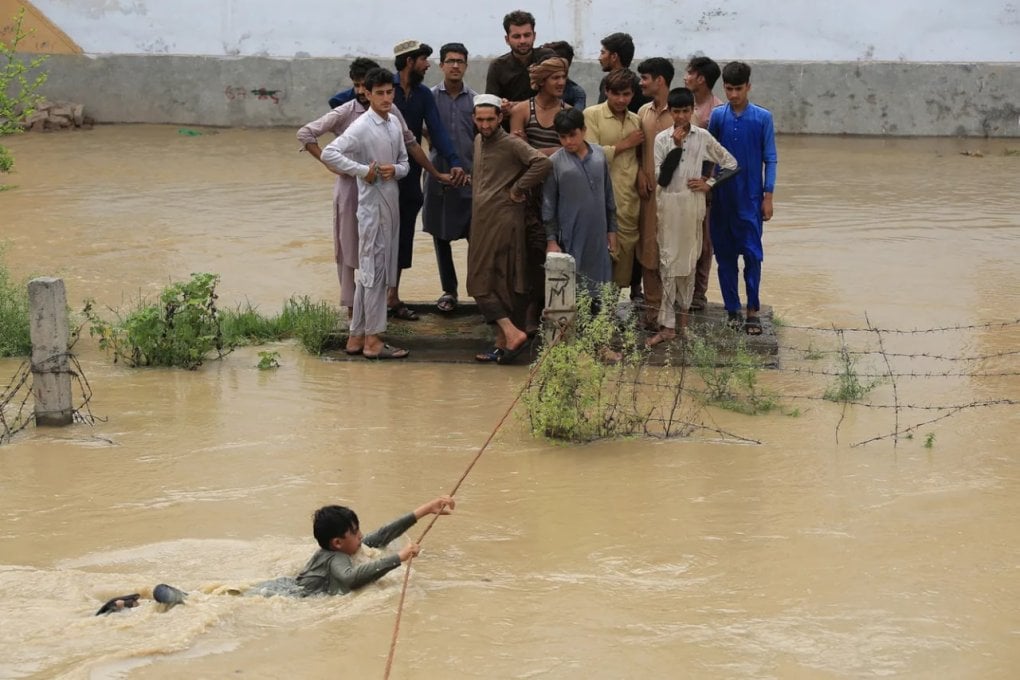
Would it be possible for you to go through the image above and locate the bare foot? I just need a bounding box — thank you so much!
[645,329,677,347]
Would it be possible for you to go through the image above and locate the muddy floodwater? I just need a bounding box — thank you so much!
[1,126,1018,679]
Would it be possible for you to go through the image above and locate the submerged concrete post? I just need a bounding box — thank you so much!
[543,252,576,346]
[28,277,73,427]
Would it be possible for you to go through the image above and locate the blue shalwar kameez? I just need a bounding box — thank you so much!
[708,102,777,313]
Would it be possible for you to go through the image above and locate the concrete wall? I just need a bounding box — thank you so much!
[24,0,1020,62]
[33,54,1020,137]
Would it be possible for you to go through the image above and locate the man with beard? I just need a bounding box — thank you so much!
[327,41,467,321]
[298,58,450,317]
[467,94,551,365]
[485,10,554,120]
[596,32,650,113]
[423,42,478,313]
[583,68,643,293]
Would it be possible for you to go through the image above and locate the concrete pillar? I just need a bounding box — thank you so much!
[543,252,576,346]
[28,277,73,427]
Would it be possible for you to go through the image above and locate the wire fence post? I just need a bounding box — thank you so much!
[28,277,73,426]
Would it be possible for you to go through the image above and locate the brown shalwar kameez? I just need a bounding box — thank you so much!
[466,128,552,324]
[636,99,674,323]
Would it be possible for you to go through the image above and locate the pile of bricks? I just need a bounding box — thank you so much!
[21,100,94,131]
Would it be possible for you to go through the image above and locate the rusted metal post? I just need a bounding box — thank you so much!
[543,252,576,346]
[28,277,73,426]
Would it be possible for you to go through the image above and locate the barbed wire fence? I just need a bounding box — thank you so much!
[1,333,102,445]
[572,315,1020,448]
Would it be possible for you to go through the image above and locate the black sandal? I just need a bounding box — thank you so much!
[388,303,419,321]
[744,316,763,335]
[726,311,743,330]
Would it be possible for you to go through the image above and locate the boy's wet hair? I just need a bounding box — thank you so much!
[686,56,721,89]
[667,87,695,110]
[349,58,380,82]
[313,505,360,550]
[553,107,585,135]
[363,67,394,92]
[605,68,637,94]
[636,57,675,87]
[722,61,752,86]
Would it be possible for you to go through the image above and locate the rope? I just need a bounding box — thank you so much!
[382,330,563,680]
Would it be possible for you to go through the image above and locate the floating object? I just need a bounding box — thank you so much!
[177,128,203,136]
[153,583,188,609]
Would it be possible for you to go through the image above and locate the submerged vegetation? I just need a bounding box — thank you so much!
[687,327,777,416]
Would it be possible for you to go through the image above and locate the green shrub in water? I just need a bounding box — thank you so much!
[687,328,777,415]
[823,343,880,403]
[0,252,31,357]
[281,296,345,355]
[84,272,225,369]
[525,286,646,442]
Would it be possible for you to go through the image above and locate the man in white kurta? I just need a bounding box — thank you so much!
[648,89,738,345]
[320,71,410,359]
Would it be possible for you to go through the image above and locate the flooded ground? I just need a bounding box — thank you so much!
[1,126,1018,679]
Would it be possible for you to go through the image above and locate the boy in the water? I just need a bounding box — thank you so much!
[295,495,454,596]
[96,495,455,614]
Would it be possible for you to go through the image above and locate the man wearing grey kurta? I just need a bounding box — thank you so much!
[321,69,410,359]
[423,43,477,311]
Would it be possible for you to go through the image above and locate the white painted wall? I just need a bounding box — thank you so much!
[32,0,1020,61]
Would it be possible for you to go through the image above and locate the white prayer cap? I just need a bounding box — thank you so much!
[393,39,422,57]
[473,94,502,110]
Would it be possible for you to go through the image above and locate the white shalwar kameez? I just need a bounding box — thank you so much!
[321,108,409,336]
[653,125,737,328]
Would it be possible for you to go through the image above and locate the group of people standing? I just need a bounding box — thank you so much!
[297,9,777,362]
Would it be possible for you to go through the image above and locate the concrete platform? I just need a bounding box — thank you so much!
[323,301,778,366]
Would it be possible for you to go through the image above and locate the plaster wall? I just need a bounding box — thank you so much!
[24,0,1020,62]
[34,54,1020,137]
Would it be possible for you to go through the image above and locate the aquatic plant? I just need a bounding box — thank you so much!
[256,350,281,370]
[687,327,777,415]
[525,285,646,442]
[0,9,49,175]
[83,273,225,369]
[823,342,880,403]
[0,248,31,357]
[924,432,936,448]
[279,296,345,355]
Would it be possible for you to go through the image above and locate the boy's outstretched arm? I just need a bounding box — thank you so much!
[413,495,456,519]
[362,496,456,549]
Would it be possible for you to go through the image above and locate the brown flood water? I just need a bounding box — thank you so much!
[1,126,1019,679]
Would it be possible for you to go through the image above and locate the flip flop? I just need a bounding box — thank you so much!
[388,303,419,321]
[496,339,530,365]
[96,593,141,616]
[644,331,677,348]
[726,311,743,330]
[475,347,504,363]
[436,294,457,313]
[364,344,409,360]
[344,347,363,356]
[745,316,763,335]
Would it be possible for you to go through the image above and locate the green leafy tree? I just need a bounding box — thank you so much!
[1,9,49,174]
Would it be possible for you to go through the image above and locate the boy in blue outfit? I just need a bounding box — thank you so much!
[707,61,777,335]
